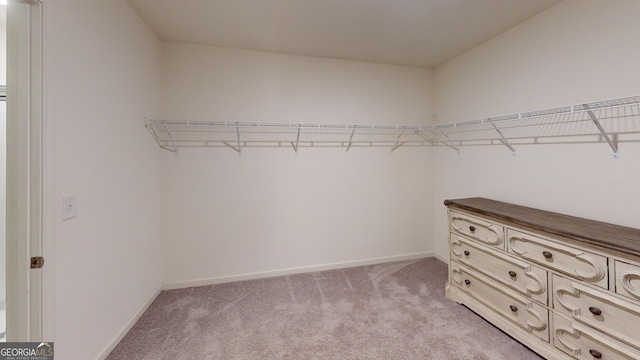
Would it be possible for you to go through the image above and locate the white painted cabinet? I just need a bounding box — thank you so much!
[445,198,640,360]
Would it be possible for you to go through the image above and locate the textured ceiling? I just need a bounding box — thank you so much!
[127,0,562,67]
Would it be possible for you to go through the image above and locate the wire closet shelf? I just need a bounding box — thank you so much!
[146,94,640,157]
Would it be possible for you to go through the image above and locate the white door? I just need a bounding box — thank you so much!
[6,0,43,341]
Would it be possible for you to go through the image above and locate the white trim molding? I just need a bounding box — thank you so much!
[96,288,162,360]
[162,252,434,290]
[6,0,44,341]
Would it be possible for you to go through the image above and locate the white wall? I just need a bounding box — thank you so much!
[161,43,434,286]
[42,1,162,359]
[433,0,640,258]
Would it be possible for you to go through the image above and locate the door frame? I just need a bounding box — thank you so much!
[6,0,44,341]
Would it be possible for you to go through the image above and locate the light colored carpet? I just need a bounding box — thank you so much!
[106,258,543,359]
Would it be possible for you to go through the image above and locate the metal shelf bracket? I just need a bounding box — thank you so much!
[292,124,301,154]
[490,122,516,155]
[584,104,619,158]
[163,122,178,155]
[346,128,356,154]
[391,129,405,153]
[415,130,434,146]
[438,128,460,154]
[236,122,242,156]
[221,122,243,155]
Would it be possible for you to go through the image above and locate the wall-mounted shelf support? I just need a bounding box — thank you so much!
[490,122,516,155]
[346,128,356,154]
[221,123,243,154]
[391,129,405,153]
[293,124,301,154]
[437,128,460,154]
[223,142,239,153]
[163,123,178,155]
[583,104,619,158]
[236,123,242,155]
[415,131,435,146]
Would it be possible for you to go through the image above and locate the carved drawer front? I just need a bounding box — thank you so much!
[553,274,640,349]
[450,211,504,249]
[450,262,549,342]
[507,230,608,289]
[450,233,548,305]
[553,314,640,360]
[615,260,640,302]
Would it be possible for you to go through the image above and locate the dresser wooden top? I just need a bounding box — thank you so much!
[444,197,640,257]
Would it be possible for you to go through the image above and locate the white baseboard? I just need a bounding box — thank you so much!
[97,252,438,358]
[162,251,435,290]
[97,287,161,360]
[433,252,448,263]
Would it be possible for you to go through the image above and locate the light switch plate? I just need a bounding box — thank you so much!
[63,194,77,221]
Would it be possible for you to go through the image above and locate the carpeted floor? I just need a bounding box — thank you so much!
[106,258,543,359]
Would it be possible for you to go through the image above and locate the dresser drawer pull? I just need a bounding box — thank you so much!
[464,279,471,285]
[469,226,476,232]
[542,251,553,259]
[589,349,602,359]
[463,250,470,256]
[588,306,602,316]
[509,305,518,312]
[508,271,517,278]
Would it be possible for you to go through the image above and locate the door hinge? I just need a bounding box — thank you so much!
[30,256,45,269]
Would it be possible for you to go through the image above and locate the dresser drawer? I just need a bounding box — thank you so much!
[553,314,640,360]
[450,211,504,249]
[507,229,608,289]
[451,233,548,305]
[553,274,640,348]
[450,262,549,342]
[615,260,640,302]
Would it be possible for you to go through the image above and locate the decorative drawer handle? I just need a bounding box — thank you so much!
[508,271,517,278]
[589,349,602,359]
[542,251,553,259]
[464,279,471,285]
[509,305,518,312]
[588,307,602,316]
[469,226,476,232]
[463,250,470,256]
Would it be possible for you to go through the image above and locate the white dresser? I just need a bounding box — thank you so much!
[445,198,640,360]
